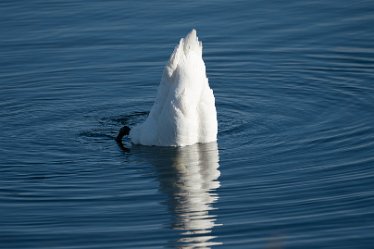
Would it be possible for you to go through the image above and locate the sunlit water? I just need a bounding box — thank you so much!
[1,1,374,248]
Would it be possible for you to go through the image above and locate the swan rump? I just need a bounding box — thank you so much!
[130,29,218,146]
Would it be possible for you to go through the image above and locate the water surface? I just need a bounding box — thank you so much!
[1,0,374,248]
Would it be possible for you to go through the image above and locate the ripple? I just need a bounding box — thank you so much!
[1,0,374,248]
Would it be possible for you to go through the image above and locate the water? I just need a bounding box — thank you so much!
[1,1,374,248]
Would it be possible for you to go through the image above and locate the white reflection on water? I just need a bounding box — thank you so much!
[145,142,222,248]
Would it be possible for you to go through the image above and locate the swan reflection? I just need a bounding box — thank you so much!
[144,142,222,248]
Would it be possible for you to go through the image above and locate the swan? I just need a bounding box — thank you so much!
[117,29,217,147]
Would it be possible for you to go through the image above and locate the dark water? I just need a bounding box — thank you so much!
[1,1,374,248]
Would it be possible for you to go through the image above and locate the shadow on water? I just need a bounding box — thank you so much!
[126,142,222,248]
[78,111,149,146]
[100,111,149,126]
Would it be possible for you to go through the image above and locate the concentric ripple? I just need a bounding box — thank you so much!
[1,0,374,248]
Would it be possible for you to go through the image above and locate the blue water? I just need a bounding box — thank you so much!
[1,1,374,248]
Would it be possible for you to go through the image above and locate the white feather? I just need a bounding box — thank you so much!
[130,29,218,146]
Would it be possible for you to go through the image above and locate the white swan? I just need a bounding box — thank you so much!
[129,29,218,147]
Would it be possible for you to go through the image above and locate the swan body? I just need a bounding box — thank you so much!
[130,29,217,146]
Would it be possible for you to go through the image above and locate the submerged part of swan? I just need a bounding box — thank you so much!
[130,29,218,146]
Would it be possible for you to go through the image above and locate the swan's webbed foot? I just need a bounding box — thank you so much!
[116,126,131,152]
